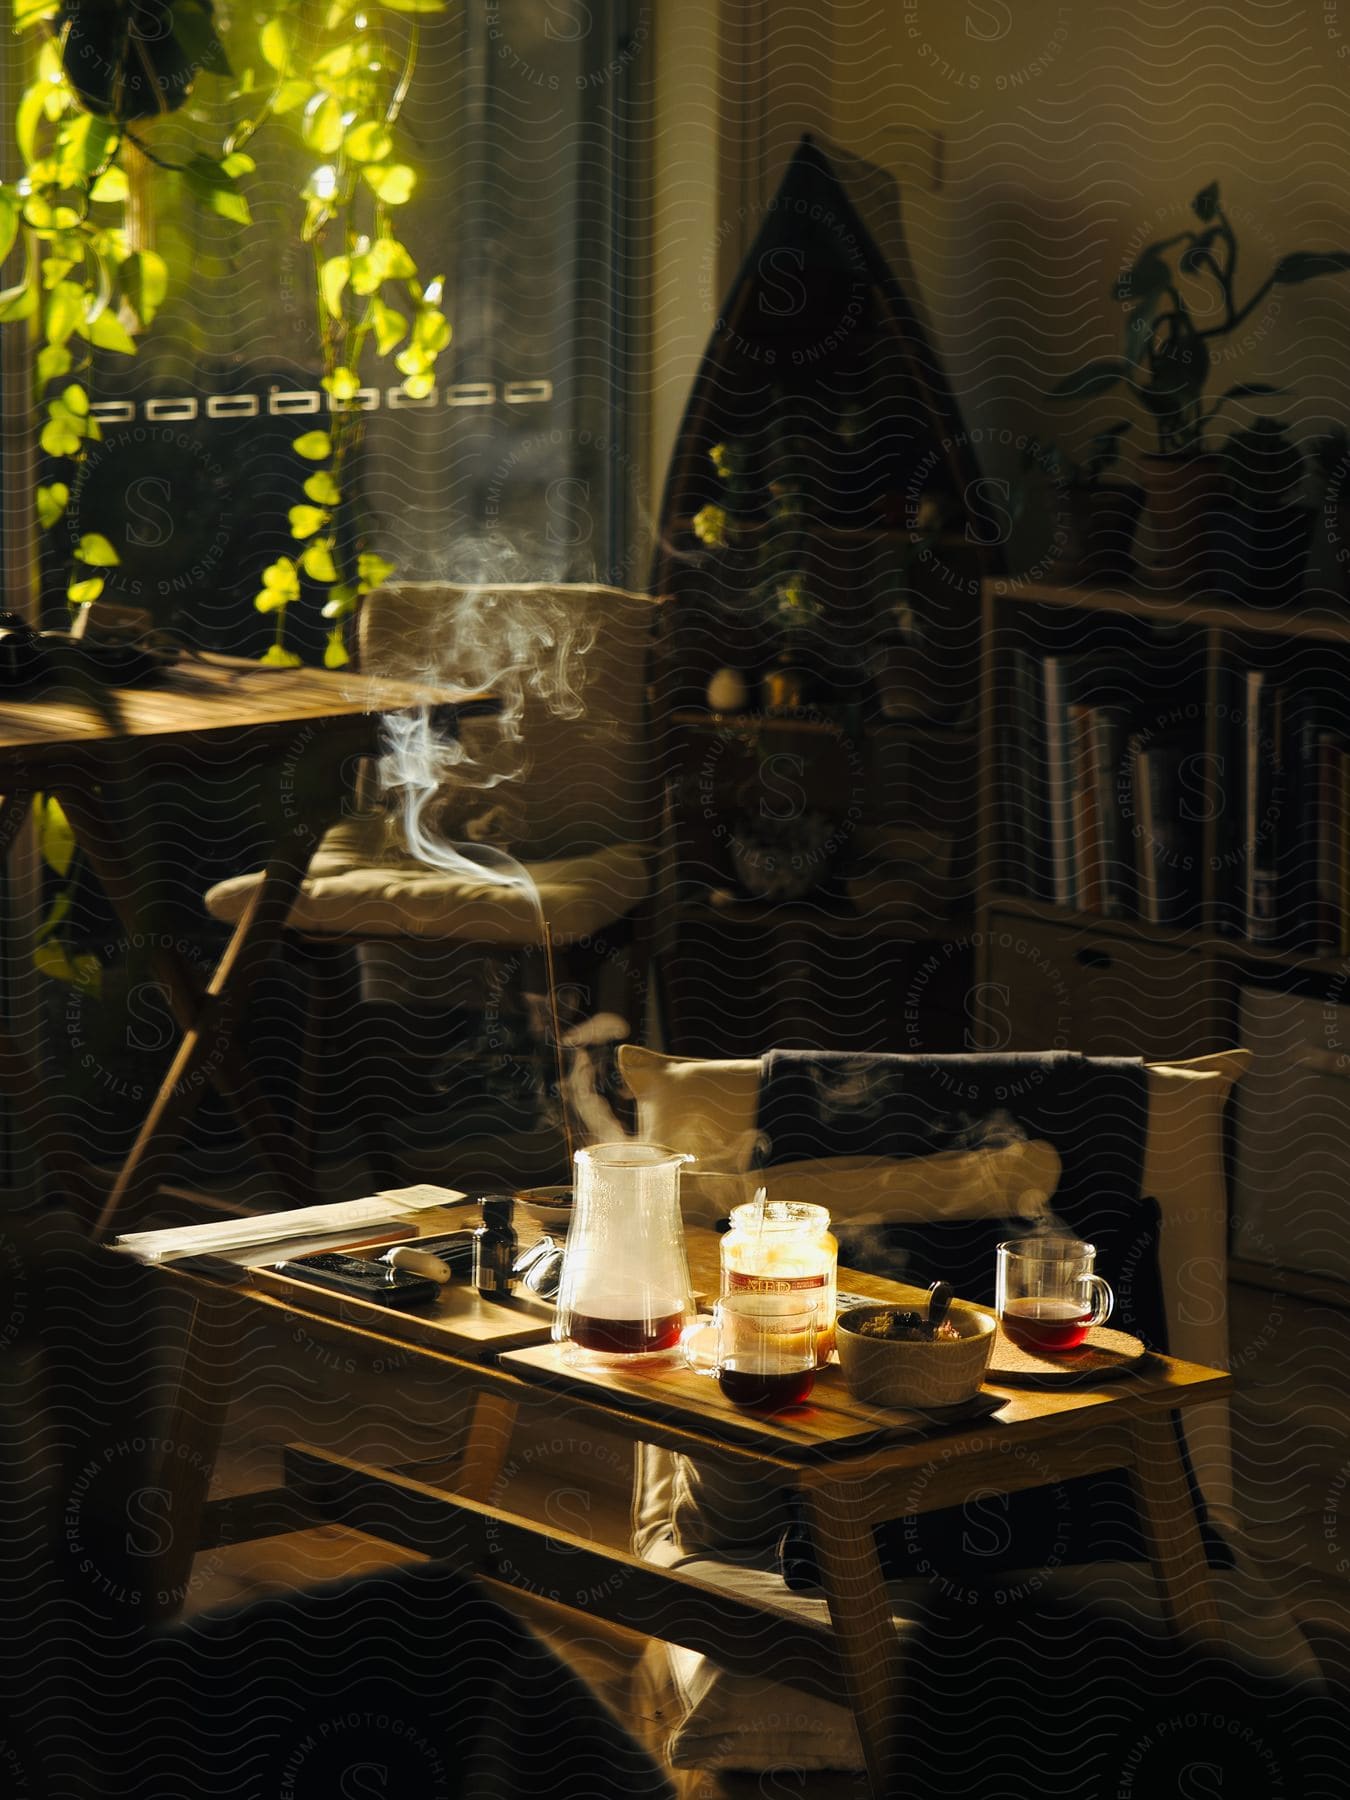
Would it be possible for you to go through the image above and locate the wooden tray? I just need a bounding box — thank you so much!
[501,1340,1006,1456]
[988,1324,1149,1385]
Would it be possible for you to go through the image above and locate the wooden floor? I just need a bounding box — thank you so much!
[174,1269,1348,1795]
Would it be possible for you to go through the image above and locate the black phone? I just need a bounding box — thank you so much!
[274,1251,439,1307]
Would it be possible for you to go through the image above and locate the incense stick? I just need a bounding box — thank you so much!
[541,921,575,1167]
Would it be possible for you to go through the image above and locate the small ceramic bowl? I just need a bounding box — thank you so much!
[514,1184,575,1233]
[835,1301,996,1408]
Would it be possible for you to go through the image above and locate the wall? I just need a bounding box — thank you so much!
[826,1,1350,529]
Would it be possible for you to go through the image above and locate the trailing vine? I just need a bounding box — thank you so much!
[1,0,449,666]
[245,0,448,668]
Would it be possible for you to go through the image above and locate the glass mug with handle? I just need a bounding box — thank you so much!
[682,1292,819,1412]
[995,1235,1113,1354]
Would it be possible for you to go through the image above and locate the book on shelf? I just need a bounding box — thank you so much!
[1130,732,1201,927]
[1244,669,1282,944]
[1042,657,1077,909]
[1000,644,1192,922]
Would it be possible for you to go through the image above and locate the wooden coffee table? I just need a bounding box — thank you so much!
[158,1221,1232,1799]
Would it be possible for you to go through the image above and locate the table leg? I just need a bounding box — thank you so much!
[456,1391,520,1503]
[804,1478,900,1800]
[1128,1410,1227,1653]
[93,835,317,1238]
[53,782,308,1214]
[145,1282,239,1625]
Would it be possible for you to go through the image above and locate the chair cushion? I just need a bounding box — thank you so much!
[205,814,651,945]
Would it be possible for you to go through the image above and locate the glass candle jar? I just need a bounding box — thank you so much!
[720,1200,838,1366]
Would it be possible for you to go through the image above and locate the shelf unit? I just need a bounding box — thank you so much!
[975,578,1350,1306]
[974,579,1350,1056]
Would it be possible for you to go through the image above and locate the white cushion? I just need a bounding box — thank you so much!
[205,813,651,945]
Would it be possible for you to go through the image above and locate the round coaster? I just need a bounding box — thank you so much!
[987,1323,1149,1385]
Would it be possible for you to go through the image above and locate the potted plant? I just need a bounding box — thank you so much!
[1215,417,1313,608]
[1051,181,1350,594]
[1029,425,1143,586]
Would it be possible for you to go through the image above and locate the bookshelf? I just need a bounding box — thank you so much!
[974,579,1350,1062]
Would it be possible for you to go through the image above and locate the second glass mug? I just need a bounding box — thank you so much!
[683,1292,819,1412]
[995,1235,1114,1353]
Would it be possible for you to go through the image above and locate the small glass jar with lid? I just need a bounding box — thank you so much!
[720,1199,838,1366]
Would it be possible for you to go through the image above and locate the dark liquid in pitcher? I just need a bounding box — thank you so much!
[569,1311,684,1356]
[1001,1297,1091,1353]
[717,1362,815,1411]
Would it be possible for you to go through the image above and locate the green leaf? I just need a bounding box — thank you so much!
[61,383,88,416]
[75,532,120,567]
[1049,358,1132,401]
[301,538,338,583]
[44,280,84,348]
[35,344,71,388]
[36,481,68,528]
[0,191,19,267]
[323,629,350,668]
[14,0,61,27]
[184,154,252,227]
[255,557,299,611]
[357,551,395,594]
[1111,248,1171,307]
[58,114,115,178]
[40,415,81,458]
[379,0,446,13]
[313,42,358,80]
[370,297,406,355]
[292,430,332,460]
[88,166,129,204]
[344,120,393,164]
[288,504,327,539]
[34,939,102,995]
[401,371,434,399]
[120,249,167,328]
[1192,182,1220,223]
[1273,251,1350,285]
[320,254,350,318]
[220,151,256,179]
[260,18,291,71]
[363,163,415,206]
[0,283,37,324]
[322,366,359,402]
[272,78,312,114]
[412,305,450,355]
[67,575,104,604]
[16,85,45,167]
[303,470,341,505]
[260,644,302,668]
[321,582,358,618]
[303,95,344,156]
[37,795,75,876]
[83,308,137,354]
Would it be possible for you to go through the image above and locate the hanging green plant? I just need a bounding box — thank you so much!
[247,0,449,669]
[2,7,247,612]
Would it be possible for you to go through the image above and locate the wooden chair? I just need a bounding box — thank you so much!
[203,583,664,1188]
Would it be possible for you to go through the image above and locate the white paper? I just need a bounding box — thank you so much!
[116,1187,467,1266]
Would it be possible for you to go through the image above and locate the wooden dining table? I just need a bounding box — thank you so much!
[0,655,497,1235]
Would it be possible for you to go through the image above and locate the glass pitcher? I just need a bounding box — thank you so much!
[553,1143,694,1366]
